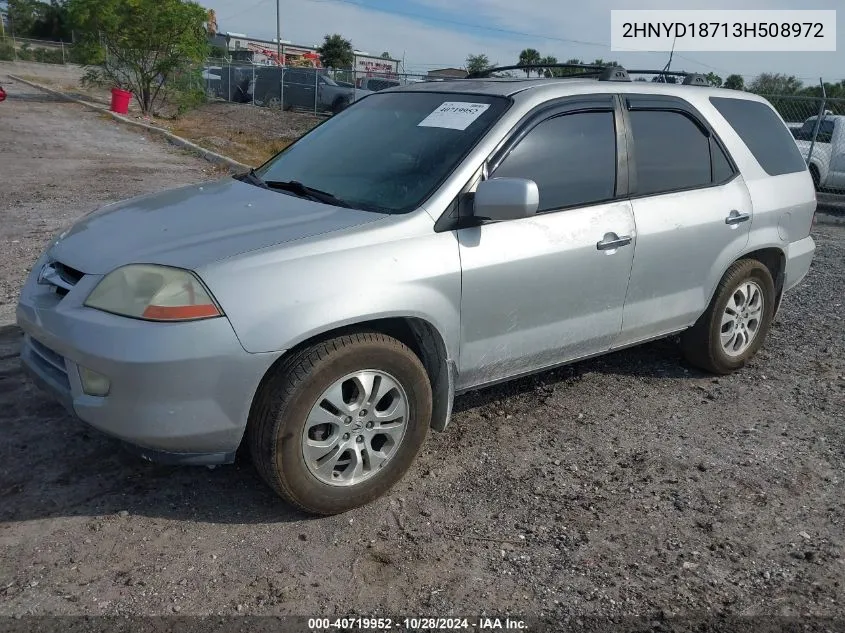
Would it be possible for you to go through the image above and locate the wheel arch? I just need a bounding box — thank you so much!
[247,316,456,440]
[706,246,786,318]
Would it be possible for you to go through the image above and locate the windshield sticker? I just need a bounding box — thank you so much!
[418,102,491,131]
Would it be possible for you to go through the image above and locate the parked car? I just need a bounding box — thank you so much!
[0,84,6,102]
[792,114,845,190]
[356,76,402,92]
[249,67,372,114]
[18,70,816,515]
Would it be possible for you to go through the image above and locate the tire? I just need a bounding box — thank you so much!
[810,165,821,191]
[332,96,351,115]
[681,259,775,375]
[247,332,432,515]
[263,93,282,110]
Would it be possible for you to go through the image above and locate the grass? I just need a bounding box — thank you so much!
[169,123,294,167]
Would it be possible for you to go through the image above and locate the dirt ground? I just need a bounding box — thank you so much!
[1,73,845,626]
[3,61,321,167]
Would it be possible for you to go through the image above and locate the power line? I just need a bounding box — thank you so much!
[216,0,272,24]
[306,0,610,50]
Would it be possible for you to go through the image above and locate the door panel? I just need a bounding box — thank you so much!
[457,200,636,388]
[617,178,752,346]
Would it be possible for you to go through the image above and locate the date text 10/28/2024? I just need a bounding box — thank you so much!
[308,617,528,631]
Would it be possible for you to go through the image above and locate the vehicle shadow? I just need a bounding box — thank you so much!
[0,323,701,525]
[452,336,707,414]
[0,324,309,525]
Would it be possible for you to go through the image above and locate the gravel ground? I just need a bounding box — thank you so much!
[0,75,219,324]
[1,74,845,627]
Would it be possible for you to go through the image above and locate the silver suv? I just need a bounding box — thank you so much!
[17,67,816,515]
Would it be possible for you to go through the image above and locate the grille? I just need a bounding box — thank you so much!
[38,261,85,297]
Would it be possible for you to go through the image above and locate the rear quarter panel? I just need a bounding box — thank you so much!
[691,93,816,293]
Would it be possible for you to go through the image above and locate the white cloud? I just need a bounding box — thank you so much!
[210,0,844,81]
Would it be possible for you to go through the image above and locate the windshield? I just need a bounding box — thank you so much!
[256,92,510,213]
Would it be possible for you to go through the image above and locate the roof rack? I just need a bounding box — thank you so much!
[467,64,711,86]
[467,63,605,79]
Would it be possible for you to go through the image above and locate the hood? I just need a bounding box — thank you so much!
[48,178,384,274]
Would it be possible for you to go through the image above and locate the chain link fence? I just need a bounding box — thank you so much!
[0,35,75,64]
[763,94,845,195]
[202,59,428,116]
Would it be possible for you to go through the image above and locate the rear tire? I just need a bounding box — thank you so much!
[681,259,775,375]
[810,165,821,190]
[247,332,432,515]
[332,96,351,115]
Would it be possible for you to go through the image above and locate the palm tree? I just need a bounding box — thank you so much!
[518,48,542,77]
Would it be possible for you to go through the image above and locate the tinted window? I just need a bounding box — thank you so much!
[711,139,734,184]
[492,111,617,211]
[710,97,807,176]
[796,118,834,142]
[258,93,509,213]
[629,110,712,195]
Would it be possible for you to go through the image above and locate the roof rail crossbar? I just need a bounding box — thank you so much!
[625,70,711,86]
[467,63,606,79]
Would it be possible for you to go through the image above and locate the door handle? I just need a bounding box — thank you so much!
[596,233,633,251]
[725,210,751,225]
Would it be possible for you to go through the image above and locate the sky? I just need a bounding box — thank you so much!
[209,0,844,83]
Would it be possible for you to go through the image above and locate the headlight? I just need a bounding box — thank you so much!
[84,264,222,322]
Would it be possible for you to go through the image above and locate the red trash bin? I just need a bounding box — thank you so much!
[110,87,132,114]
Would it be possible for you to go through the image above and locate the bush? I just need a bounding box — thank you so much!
[0,42,14,61]
[169,66,208,116]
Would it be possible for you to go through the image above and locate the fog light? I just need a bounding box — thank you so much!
[78,366,111,397]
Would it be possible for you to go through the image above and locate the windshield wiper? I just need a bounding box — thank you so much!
[264,180,353,208]
[237,168,268,189]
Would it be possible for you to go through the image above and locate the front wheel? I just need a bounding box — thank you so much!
[681,259,775,375]
[247,332,432,515]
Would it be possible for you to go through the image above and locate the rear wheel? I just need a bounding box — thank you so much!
[262,92,282,110]
[681,259,775,375]
[247,332,432,515]
[332,96,351,115]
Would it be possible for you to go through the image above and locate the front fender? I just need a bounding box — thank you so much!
[198,213,462,362]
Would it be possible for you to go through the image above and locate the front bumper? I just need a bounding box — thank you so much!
[16,261,282,465]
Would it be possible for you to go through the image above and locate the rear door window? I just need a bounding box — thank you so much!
[710,97,807,176]
[628,110,714,195]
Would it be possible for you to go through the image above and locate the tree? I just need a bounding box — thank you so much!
[317,33,354,69]
[705,72,723,88]
[7,0,40,36]
[540,55,558,77]
[465,53,492,76]
[380,51,391,59]
[724,74,745,90]
[517,48,541,77]
[5,0,70,39]
[748,72,803,95]
[68,0,208,115]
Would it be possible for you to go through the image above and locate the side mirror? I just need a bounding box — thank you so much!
[473,177,540,222]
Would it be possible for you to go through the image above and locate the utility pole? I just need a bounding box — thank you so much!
[276,0,281,64]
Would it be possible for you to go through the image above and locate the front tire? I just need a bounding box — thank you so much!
[681,259,775,375]
[247,332,432,515]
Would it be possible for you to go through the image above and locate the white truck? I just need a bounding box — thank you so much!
[792,114,845,190]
